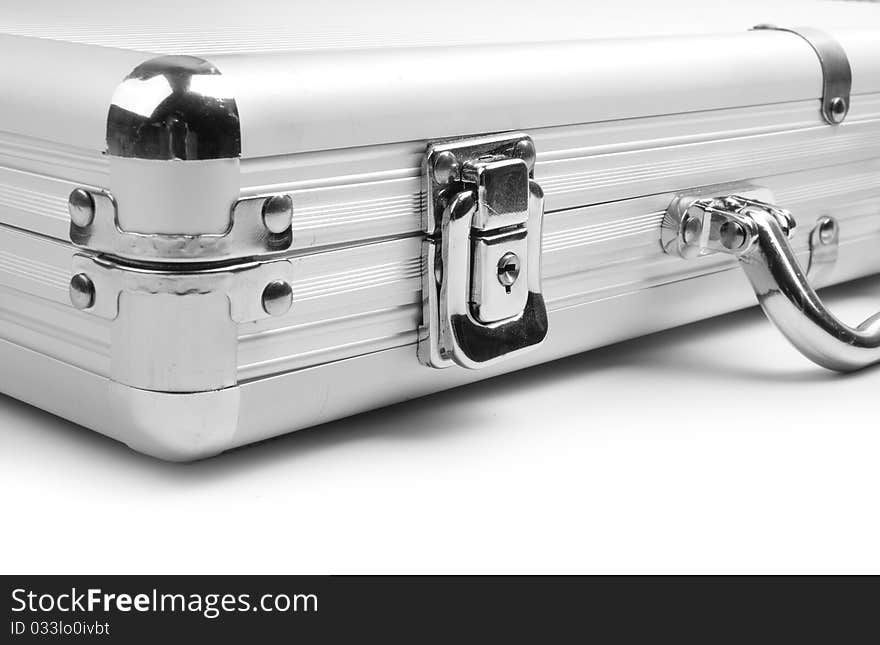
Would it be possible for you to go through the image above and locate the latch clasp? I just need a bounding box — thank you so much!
[419,133,548,369]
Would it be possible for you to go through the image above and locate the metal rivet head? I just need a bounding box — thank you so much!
[69,273,95,310]
[261,280,293,316]
[496,252,521,290]
[432,151,459,186]
[261,194,293,234]
[828,97,847,124]
[682,215,703,244]
[68,188,95,228]
[777,208,796,237]
[818,217,838,245]
[720,221,748,250]
[513,138,536,171]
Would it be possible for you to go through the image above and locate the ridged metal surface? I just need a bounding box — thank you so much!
[0,227,73,301]
[0,164,104,240]
[292,257,421,302]
[3,98,880,249]
[0,183,69,225]
[0,250,69,291]
[2,163,880,382]
[248,101,880,251]
[1,83,880,386]
[543,212,663,254]
[274,116,880,254]
[243,175,880,379]
[542,128,880,195]
[0,131,107,178]
[0,286,111,376]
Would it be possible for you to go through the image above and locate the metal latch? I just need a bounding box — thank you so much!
[419,133,548,369]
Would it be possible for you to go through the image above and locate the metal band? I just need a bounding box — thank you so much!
[70,253,295,323]
[752,25,852,124]
[68,189,294,263]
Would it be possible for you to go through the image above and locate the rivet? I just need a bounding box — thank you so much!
[513,139,537,170]
[69,273,95,310]
[496,252,521,289]
[682,215,703,244]
[720,220,748,250]
[68,188,95,228]
[778,208,796,237]
[818,217,838,245]
[261,280,293,316]
[261,194,293,234]
[432,151,459,186]
[828,97,847,124]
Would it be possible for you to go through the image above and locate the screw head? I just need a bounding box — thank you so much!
[68,188,95,228]
[261,280,293,316]
[262,194,293,234]
[720,220,748,250]
[828,97,847,124]
[69,273,95,310]
[818,217,838,245]
[513,138,536,170]
[496,252,521,288]
[432,151,459,186]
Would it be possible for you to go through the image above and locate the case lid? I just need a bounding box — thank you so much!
[1,0,880,158]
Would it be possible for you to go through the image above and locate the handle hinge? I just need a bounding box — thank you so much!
[662,183,880,372]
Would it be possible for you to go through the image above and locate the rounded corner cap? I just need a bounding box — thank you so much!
[107,55,241,161]
[107,382,241,462]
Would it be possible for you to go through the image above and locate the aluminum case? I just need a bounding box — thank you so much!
[2,0,880,459]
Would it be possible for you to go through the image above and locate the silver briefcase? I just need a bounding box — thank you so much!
[2,0,880,459]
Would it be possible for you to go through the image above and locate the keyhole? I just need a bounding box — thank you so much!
[497,252,521,293]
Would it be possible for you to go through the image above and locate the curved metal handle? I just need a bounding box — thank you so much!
[738,206,880,371]
[662,188,880,372]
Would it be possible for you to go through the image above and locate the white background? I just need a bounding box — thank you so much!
[1,277,879,574]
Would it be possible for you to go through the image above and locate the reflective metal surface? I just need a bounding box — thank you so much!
[261,194,294,235]
[261,280,293,316]
[752,25,852,124]
[107,55,240,160]
[71,253,295,324]
[806,215,839,282]
[69,188,294,262]
[420,133,548,369]
[67,188,96,228]
[664,186,880,371]
[68,273,95,310]
[2,2,880,459]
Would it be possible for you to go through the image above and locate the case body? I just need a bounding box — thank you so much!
[2,0,880,459]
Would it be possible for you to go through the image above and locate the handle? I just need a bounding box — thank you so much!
[662,188,880,372]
